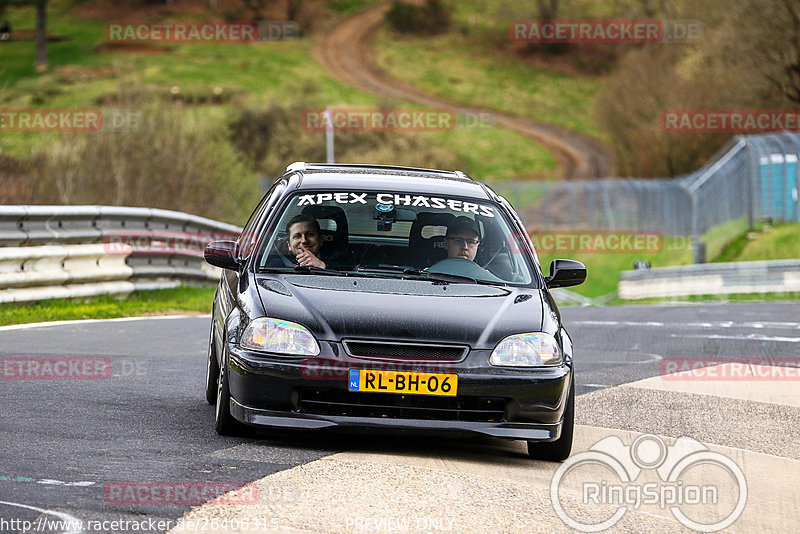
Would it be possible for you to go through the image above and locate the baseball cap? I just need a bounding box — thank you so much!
[446,216,481,239]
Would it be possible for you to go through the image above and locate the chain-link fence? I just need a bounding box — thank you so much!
[489,132,800,259]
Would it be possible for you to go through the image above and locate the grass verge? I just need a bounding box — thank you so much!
[0,285,215,326]
[374,21,607,140]
[537,235,694,299]
[537,218,794,300]
[724,222,800,262]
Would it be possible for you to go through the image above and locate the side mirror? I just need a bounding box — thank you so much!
[545,259,587,288]
[204,240,241,271]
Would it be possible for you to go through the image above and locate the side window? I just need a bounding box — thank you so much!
[237,180,285,260]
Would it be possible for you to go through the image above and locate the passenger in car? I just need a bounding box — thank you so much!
[285,214,355,270]
[286,214,328,268]
[443,216,482,262]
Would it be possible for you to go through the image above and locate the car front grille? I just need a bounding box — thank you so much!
[343,340,467,362]
[298,388,506,422]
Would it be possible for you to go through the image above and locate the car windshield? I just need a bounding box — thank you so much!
[256,190,535,285]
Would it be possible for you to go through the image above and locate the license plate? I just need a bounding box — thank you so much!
[348,369,457,396]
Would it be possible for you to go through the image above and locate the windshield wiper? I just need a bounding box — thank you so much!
[259,265,348,276]
[357,266,424,276]
[426,271,507,286]
[356,266,505,286]
[422,271,479,284]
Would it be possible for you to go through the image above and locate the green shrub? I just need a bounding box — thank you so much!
[227,99,462,179]
[39,94,258,225]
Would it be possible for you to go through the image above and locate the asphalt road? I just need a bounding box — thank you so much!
[1,301,798,533]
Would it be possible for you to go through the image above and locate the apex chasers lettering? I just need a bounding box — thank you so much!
[297,192,495,217]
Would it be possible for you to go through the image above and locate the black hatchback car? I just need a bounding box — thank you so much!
[204,163,586,461]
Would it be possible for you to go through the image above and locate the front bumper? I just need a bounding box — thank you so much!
[226,344,572,441]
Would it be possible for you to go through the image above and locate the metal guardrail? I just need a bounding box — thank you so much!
[0,206,242,303]
[0,205,241,246]
[490,132,800,263]
[619,260,800,299]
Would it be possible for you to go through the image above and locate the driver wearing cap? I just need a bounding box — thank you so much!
[444,216,481,262]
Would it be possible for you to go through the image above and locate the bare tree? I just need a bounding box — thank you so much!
[241,0,280,18]
[34,0,46,70]
[536,0,558,20]
[710,0,800,105]
[767,0,800,104]
[0,0,49,70]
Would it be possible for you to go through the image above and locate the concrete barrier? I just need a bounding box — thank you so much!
[619,260,800,299]
[0,206,242,303]
[0,244,132,288]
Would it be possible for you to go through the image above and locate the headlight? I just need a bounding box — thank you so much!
[240,317,320,356]
[489,332,562,367]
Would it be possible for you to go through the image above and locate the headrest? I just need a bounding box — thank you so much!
[300,205,349,246]
[409,212,455,249]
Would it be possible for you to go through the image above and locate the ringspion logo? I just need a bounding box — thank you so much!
[551,434,747,532]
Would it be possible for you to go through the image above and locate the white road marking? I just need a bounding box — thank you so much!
[37,479,95,487]
[671,333,800,343]
[602,352,663,364]
[0,500,83,534]
[583,383,609,388]
[0,315,210,332]
[574,320,665,327]
[573,320,800,329]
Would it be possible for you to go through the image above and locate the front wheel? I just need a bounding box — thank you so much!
[527,377,574,462]
[215,359,247,436]
[205,324,219,405]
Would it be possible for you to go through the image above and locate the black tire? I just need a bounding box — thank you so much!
[205,324,219,405]
[527,377,574,462]
[215,359,247,436]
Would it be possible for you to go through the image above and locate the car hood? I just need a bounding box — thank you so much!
[255,274,546,349]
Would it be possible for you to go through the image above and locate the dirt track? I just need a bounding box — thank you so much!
[313,2,614,180]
